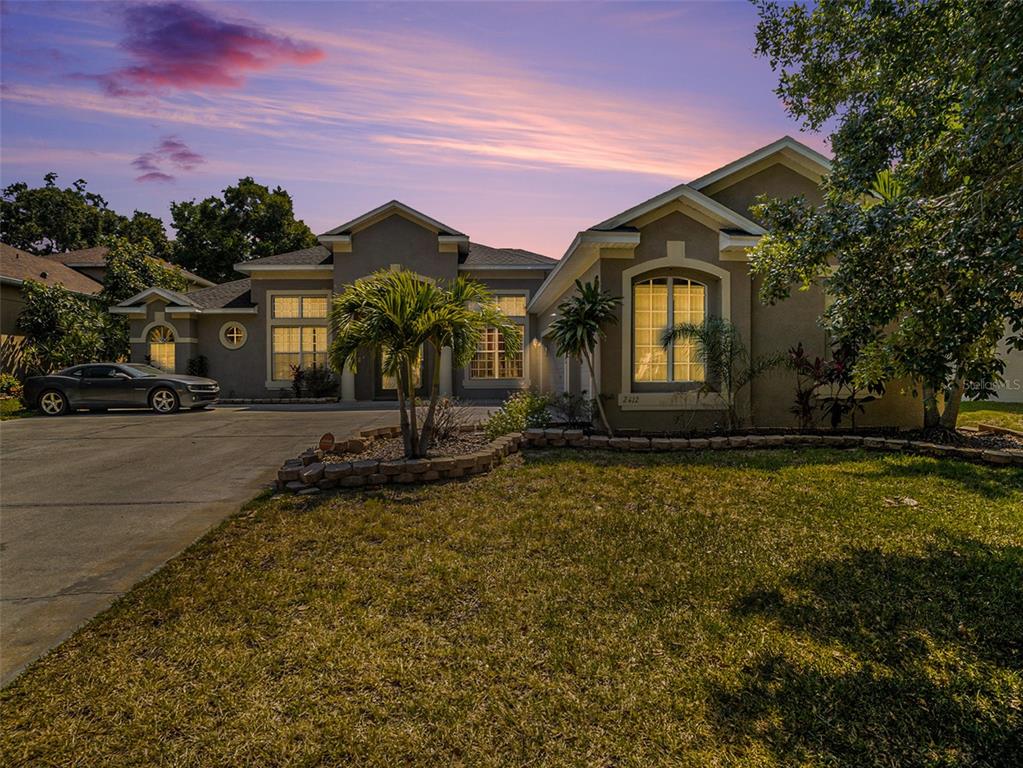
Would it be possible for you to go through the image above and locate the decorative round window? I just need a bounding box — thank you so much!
[219,322,247,350]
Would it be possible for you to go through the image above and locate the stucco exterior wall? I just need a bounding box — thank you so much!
[127,299,197,375]
[1,283,28,375]
[707,164,825,224]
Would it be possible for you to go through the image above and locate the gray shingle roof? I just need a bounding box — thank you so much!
[185,278,253,309]
[46,246,214,288]
[462,242,556,268]
[240,245,333,267]
[0,243,103,294]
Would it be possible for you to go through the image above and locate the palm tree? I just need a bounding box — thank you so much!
[330,270,521,458]
[547,277,621,436]
[661,316,781,430]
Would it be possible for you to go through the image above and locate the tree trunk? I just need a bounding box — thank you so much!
[406,359,421,458]
[583,346,613,437]
[939,379,964,431]
[417,343,442,456]
[396,365,413,457]
[922,382,941,429]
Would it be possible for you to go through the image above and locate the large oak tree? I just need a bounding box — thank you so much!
[750,0,1022,428]
[170,177,318,283]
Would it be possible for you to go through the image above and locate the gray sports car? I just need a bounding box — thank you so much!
[23,363,220,416]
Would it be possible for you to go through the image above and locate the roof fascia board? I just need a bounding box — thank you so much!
[116,286,195,307]
[321,200,466,237]
[690,136,832,192]
[458,264,555,271]
[527,230,641,314]
[592,186,766,235]
[234,264,333,274]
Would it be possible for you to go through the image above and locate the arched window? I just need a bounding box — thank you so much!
[147,325,176,372]
[633,277,706,383]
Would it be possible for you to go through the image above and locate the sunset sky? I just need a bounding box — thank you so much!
[0,1,829,259]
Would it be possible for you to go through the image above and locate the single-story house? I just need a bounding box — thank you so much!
[45,246,213,291]
[1,243,104,375]
[110,137,929,428]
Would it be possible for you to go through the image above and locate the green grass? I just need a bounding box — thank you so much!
[3,450,1021,767]
[958,400,1023,431]
[0,398,30,420]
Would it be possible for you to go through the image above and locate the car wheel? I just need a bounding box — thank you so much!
[39,389,68,416]
[150,387,180,414]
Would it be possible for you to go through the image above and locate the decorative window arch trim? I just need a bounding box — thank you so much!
[130,319,197,345]
[619,240,731,399]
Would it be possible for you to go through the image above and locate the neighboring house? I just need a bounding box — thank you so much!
[45,246,214,291]
[107,137,927,427]
[1,243,103,374]
[111,201,556,400]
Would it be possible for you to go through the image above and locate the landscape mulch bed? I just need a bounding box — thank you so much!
[325,431,491,462]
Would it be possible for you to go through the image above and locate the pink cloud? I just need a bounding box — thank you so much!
[95,2,323,96]
[131,134,204,181]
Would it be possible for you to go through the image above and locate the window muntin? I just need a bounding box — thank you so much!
[494,294,526,317]
[271,325,327,381]
[147,325,176,372]
[470,327,524,379]
[272,295,328,319]
[633,277,706,383]
[220,322,247,349]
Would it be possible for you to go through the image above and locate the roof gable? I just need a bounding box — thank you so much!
[320,200,466,238]
[591,184,766,235]
[689,136,831,195]
[115,286,196,308]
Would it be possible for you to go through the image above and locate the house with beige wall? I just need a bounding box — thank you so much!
[110,137,931,427]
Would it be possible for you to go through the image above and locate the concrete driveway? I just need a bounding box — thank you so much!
[0,404,488,686]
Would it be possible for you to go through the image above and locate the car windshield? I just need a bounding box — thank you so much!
[121,364,165,378]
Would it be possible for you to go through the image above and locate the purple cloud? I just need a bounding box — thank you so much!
[96,2,324,96]
[132,134,204,182]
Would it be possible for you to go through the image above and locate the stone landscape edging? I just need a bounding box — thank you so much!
[520,428,1023,468]
[277,425,1021,494]
[276,423,520,495]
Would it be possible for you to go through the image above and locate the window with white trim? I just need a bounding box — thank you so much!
[271,326,327,381]
[147,325,176,372]
[633,277,706,383]
[470,294,526,380]
[272,295,328,319]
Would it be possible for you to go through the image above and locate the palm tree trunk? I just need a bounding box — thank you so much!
[418,342,442,456]
[396,365,413,457]
[406,358,421,458]
[583,346,613,436]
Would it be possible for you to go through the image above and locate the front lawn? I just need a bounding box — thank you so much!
[959,400,1023,432]
[3,450,1021,766]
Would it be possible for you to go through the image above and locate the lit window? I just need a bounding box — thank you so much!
[272,295,328,319]
[470,327,523,379]
[147,325,176,372]
[633,277,705,383]
[272,326,327,380]
[382,347,423,391]
[494,294,527,317]
[219,322,247,349]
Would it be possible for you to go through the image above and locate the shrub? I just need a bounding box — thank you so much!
[421,397,471,442]
[484,390,552,440]
[304,364,338,398]
[0,372,23,399]
[551,391,593,428]
[289,365,306,398]
[187,355,209,378]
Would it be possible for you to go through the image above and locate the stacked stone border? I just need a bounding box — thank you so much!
[278,425,1020,494]
[277,423,522,495]
[520,428,1023,468]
